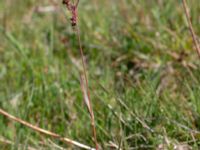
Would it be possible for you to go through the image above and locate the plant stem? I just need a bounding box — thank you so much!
[182,0,200,57]
[76,27,99,150]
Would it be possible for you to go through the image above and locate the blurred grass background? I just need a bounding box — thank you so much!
[0,0,200,149]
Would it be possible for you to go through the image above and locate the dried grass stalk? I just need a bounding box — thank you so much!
[182,0,200,57]
[0,108,95,150]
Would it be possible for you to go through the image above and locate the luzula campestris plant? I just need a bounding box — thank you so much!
[62,0,99,149]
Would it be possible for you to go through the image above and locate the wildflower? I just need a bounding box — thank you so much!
[63,0,79,27]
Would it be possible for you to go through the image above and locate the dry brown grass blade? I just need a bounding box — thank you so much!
[80,74,98,144]
[0,108,95,150]
[79,71,98,150]
[76,26,98,150]
[80,74,92,113]
[182,0,200,57]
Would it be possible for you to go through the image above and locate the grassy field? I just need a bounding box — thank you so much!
[0,0,200,149]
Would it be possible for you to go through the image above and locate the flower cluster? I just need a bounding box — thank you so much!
[63,0,79,27]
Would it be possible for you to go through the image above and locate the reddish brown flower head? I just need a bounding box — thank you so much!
[62,0,79,27]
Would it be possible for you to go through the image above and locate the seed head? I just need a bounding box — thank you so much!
[62,0,79,27]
